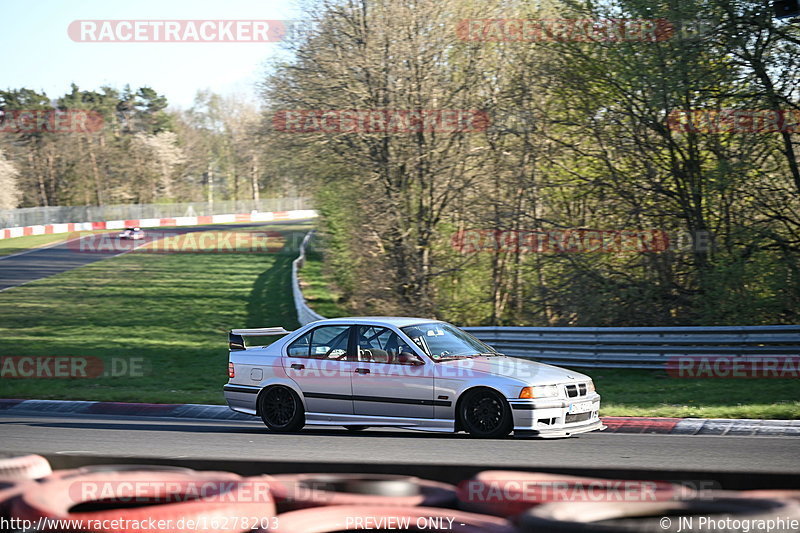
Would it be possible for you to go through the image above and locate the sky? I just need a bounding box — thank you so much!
[1,0,303,110]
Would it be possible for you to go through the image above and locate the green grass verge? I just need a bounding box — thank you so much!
[298,248,349,317]
[586,369,799,419]
[0,224,311,404]
[298,243,800,419]
[0,233,78,257]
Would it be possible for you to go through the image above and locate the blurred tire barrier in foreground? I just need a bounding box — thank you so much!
[0,464,204,529]
[0,454,53,524]
[0,455,52,483]
[267,473,457,511]
[0,457,798,533]
[11,467,274,533]
[518,497,800,532]
[270,505,517,532]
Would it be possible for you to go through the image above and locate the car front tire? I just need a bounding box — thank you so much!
[459,388,513,438]
[259,386,305,432]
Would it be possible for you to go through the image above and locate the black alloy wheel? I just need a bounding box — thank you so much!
[259,386,305,432]
[460,388,513,438]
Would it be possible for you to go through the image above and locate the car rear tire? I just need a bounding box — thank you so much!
[459,388,513,438]
[259,386,305,432]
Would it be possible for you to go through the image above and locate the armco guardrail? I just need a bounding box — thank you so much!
[462,325,800,369]
[292,231,326,326]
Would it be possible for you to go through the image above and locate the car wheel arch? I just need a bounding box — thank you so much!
[453,385,509,433]
[255,381,307,415]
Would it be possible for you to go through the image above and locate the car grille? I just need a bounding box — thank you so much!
[565,412,592,424]
[565,383,588,398]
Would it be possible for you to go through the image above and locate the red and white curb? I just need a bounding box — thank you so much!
[603,417,800,436]
[0,399,251,421]
[1,399,797,436]
[0,209,318,240]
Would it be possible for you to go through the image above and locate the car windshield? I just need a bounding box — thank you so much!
[400,322,498,361]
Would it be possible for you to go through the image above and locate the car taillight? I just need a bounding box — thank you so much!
[228,362,235,378]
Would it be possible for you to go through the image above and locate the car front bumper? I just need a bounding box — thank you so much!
[508,393,604,438]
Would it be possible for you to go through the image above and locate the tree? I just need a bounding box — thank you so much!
[131,132,186,201]
[260,0,799,326]
[0,150,20,209]
[264,0,498,314]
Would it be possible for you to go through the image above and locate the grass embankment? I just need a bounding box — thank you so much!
[298,246,800,419]
[297,248,349,318]
[0,224,312,404]
[0,233,79,257]
[593,369,798,419]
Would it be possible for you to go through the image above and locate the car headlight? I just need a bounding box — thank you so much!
[519,385,560,399]
[587,380,595,393]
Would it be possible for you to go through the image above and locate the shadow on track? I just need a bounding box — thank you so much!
[0,419,574,441]
[245,230,307,330]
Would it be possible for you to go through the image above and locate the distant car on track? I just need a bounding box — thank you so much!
[223,317,603,438]
[118,227,144,240]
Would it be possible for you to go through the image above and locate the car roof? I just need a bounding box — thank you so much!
[308,316,442,328]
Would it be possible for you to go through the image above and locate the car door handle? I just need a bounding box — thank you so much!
[291,363,305,370]
[354,368,370,374]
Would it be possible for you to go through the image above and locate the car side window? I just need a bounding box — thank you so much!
[287,326,352,359]
[355,326,421,365]
[309,325,350,360]
[287,331,313,357]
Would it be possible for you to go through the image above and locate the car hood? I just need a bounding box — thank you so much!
[439,356,590,385]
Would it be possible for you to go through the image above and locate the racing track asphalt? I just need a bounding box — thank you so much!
[0,220,312,291]
[0,411,797,475]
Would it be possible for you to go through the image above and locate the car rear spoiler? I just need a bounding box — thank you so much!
[229,327,293,351]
